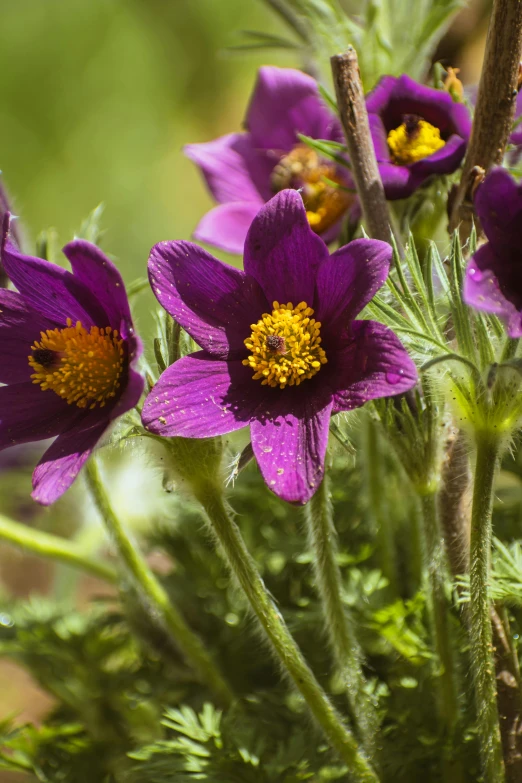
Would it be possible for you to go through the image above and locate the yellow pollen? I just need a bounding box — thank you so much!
[242,301,327,389]
[387,117,445,165]
[271,144,352,234]
[28,318,124,409]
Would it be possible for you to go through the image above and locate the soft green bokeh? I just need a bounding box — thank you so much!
[0,0,299,338]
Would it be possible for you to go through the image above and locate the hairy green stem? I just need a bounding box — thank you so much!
[305,475,378,756]
[85,458,234,708]
[469,435,504,782]
[197,486,378,782]
[0,513,117,584]
[364,417,397,593]
[419,493,460,737]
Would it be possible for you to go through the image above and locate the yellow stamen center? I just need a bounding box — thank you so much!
[387,115,445,165]
[271,144,351,234]
[243,301,327,388]
[29,318,124,409]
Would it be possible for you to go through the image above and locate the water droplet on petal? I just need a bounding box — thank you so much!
[385,368,405,385]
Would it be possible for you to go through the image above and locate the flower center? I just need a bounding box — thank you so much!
[270,144,351,234]
[29,318,125,409]
[387,114,445,165]
[243,301,327,388]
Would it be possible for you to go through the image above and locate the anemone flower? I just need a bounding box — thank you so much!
[464,168,522,337]
[0,214,143,504]
[142,190,417,504]
[184,66,355,255]
[366,74,472,199]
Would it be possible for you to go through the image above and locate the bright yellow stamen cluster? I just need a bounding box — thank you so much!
[243,301,327,388]
[29,318,124,409]
[387,119,445,165]
[271,144,351,234]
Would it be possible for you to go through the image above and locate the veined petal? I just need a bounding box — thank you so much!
[329,320,417,412]
[315,238,392,336]
[185,133,272,204]
[250,389,332,505]
[464,245,522,337]
[148,241,267,357]
[474,168,522,249]
[0,289,57,384]
[1,213,107,328]
[62,240,132,331]
[0,382,79,450]
[193,201,263,256]
[243,190,329,306]
[247,66,343,151]
[142,353,265,438]
[32,414,109,505]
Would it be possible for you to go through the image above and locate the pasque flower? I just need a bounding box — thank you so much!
[142,190,417,504]
[0,214,144,504]
[185,66,354,255]
[464,168,522,337]
[366,74,471,199]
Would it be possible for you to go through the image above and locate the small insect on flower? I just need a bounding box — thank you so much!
[184,66,357,255]
[0,214,144,505]
[366,74,472,199]
[142,190,417,505]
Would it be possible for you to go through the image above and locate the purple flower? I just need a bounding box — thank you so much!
[142,190,417,504]
[366,75,472,199]
[0,214,144,505]
[184,66,355,255]
[463,168,522,337]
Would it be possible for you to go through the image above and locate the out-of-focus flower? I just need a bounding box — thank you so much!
[0,214,144,504]
[464,168,522,337]
[184,66,355,255]
[366,74,471,199]
[142,190,417,504]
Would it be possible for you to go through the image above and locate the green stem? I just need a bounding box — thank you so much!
[419,493,461,746]
[0,513,117,584]
[84,458,234,709]
[305,475,378,756]
[364,417,397,593]
[197,486,378,782]
[469,435,504,782]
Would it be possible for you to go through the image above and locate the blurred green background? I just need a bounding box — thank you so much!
[0,0,300,340]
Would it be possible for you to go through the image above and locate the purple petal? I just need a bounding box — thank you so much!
[243,190,329,306]
[142,353,264,437]
[148,241,267,357]
[0,289,57,384]
[1,214,106,328]
[464,244,522,337]
[375,162,413,199]
[32,414,109,505]
[62,240,132,331]
[328,321,417,412]
[474,168,522,249]
[366,74,471,138]
[409,134,467,178]
[315,239,392,335]
[0,382,80,450]
[193,201,263,256]
[246,66,343,152]
[368,114,391,161]
[250,389,333,505]
[109,366,144,420]
[184,133,273,204]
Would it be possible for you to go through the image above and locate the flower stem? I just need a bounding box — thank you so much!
[469,435,504,782]
[364,417,397,594]
[197,486,379,782]
[84,458,234,709]
[0,512,117,584]
[419,493,460,735]
[305,474,378,756]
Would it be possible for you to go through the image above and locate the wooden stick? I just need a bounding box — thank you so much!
[449,0,522,240]
[330,47,396,246]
